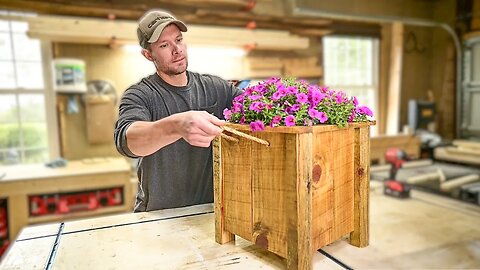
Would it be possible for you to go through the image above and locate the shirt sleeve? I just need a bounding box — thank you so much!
[114,87,151,158]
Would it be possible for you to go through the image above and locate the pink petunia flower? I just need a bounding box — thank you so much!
[248,94,262,101]
[352,96,358,106]
[308,108,321,119]
[296,93,308,104]
[250,120,265,131]
[318,111,328,123]
[232,102,242,113]
[287,86,298,95]
[249,102,265,113]
[272,91,282,100]
[223,108,232,120]
[357,106,374,117]
[285,115,296,126]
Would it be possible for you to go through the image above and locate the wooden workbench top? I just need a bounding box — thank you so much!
[0,204,343,269]
[0,157,130,182]
[1,188,479,269]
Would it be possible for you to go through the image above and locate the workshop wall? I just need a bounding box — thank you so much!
[53,43,153,160]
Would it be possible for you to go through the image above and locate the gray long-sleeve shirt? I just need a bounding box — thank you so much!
[114,71,241,212]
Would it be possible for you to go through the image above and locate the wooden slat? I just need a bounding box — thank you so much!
[312,130,334,249]
[213,137,235,244]
[349,126,370,247]
[332,128,355,240]
[434,147,480,166]
[386,22,404,135]
[226,122,374,134]
[286,133,313,270]
[246,57,282,70]
[370,134,421,164]
[26,15,309,50]
[453,140,480,150]
[445,146,480,157]
[222,136,252,241]
[252,132,294,258]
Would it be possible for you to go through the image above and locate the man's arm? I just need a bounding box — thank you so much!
[125,110,225,157]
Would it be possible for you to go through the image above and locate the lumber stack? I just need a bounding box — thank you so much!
[434,140,480,166]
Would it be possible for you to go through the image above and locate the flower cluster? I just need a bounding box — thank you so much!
[223,77,373,131]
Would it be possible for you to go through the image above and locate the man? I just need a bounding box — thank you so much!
[114,10,241,212]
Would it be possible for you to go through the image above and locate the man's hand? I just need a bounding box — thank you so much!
[177,111,225,147]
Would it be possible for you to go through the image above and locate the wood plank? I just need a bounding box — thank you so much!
[350,126,370,247]
[445,146,480,157]
[25,15,309,50]
[212,137,235,244]
[312,130,334,248]
[252,132,293,258]
[226,122,373,134]
[0,236,56,269]
[246,57,282,70]
[8,195,29,240]
[332,128,355,240]
[434,147,480,166]
[3,211,344,269]
[286,133,313,270]
[386,22,404,135]
[453,140,480,150]
[222,135,252,242]
[370,134,420,164]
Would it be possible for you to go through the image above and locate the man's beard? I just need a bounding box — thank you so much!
[167,60,188,76]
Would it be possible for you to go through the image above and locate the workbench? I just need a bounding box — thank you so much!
[1,185,479,269]
[0,157,133,240]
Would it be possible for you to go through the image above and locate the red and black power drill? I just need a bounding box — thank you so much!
[383,148,411,198]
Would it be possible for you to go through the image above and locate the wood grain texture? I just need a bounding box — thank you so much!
[222,136,253,241]
[350,127,370,247]
[215,124,372,268]
[252,132,293,257]
[212,137,235,244]
[312,131,334,248]
[0,158,132,241]
[332,128,355,241]
[370,134,420,164]
[286,133,313,270]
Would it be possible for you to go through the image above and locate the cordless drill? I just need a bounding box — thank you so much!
[383,148,411,198]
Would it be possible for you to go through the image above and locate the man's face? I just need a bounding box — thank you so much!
[149,24,188,76]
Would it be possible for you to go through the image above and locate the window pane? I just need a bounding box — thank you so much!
[0,123,21,149]
[13,33,41,61]
[0,95,19,123]
[19,94,46,122]
[24,148,48,164]
[0,32,12,60]
[16,62,44,89]
[0,61,15,88]
[0,19,9,31]
[22,123,47,148]
[0,149,21,165]
[11,21,28,33]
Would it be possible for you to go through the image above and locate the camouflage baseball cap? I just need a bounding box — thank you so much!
[137,10,187,49]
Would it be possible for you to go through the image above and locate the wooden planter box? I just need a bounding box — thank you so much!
[213,122,372,269]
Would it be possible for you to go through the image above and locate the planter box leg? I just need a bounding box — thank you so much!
[213,137,235,244]
[350,127,370,247]
[286,134,313,270]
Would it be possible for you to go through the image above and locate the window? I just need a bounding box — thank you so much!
[323,36,379,135]
[0,11,49,165]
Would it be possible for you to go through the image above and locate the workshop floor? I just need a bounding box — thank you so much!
[323,181,480,269]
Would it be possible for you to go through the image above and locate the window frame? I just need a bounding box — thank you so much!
[0,13,59,165]
[323,35,379,136]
